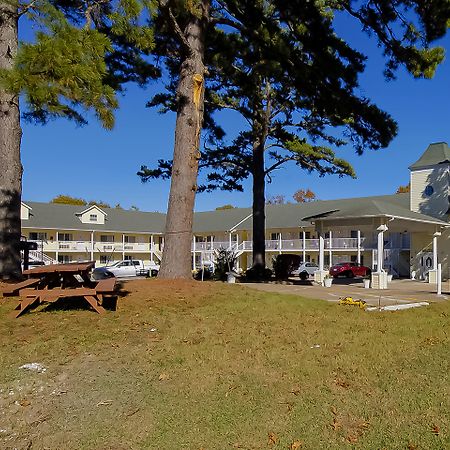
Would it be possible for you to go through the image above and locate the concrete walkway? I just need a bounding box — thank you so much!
[242,278,450,307]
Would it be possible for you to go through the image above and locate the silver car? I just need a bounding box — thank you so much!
[291,262,319,280]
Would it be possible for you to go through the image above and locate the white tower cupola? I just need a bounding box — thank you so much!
[409,142,450,220]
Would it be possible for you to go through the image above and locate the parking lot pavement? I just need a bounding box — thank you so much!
[241,278,450,307]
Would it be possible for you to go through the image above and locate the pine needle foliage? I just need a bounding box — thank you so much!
[0,0,157,129]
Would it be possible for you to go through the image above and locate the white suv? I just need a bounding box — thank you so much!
[291,262,319,280]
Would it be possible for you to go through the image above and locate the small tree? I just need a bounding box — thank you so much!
[215,204,235,210]
[213,248,238,281]
[266,195,286,205]
[293,189,316,203]
[51,195,87,206]
[396,183,411,194]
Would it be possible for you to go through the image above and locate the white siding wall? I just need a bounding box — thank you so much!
[410,165,449,219]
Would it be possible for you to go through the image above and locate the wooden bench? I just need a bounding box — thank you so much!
[95,278,117,294]
[2,278,40,297]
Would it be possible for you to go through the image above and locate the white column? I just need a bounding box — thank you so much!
[357,230,361,264]
[192,236,196,270]
[302,230,306,263]
[210,235,214,265]
[122,234,125,260]
[90,231,94,261]
[437,263,442,295]
[229,232,232,249]
[319,233,325,272]
[278,232,282,254]
[328,231,332,267]
[377,228,384,272]
[55,233,59,262]
[150,235,154,263]
[432,232,441,270]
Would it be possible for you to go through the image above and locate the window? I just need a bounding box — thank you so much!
[124,236,136,243]
[29,232,47,241]
[100,255,110,264]
[58,233,72,241]
[424,185,434,196]
[89,214,98,222]
[271,233,280,240]
[350,230,358,238]
[100,235,114,243]
[124,255,133,260]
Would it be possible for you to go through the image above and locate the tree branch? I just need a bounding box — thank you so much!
[158,0,192,55]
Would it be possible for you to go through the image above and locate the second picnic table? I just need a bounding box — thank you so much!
[2,262,117,318]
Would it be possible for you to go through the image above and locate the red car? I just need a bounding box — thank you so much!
[329,262,371,278]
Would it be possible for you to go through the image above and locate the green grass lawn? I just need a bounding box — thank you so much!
[0,280,449,449]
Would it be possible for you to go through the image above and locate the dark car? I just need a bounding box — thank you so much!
[92,267,116,280]
[329,262,371,278]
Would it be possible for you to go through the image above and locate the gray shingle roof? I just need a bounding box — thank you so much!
[23,192,447,234]
[409,142,450,170]
[24,202,166,233]
[301,194,448,226]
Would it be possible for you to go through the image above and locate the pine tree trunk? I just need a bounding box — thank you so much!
[0,3,22,281]
[158,2,209,279]
[252,142,266,269]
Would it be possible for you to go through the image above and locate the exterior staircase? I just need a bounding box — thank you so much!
[27,250,57,265]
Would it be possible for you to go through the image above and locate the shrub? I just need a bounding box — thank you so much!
[213,248,238,281]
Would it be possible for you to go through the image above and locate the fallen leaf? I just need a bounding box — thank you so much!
[19,399,31,407]
[407,443,418,450]
[346,434,358,443]
[330,406,337,416]
[290,385,301,396]
[432,424,440,436]
[331,418,341,431]
[268,431,278,446]
[334,378,350,389]
[158,373,169,381]
[289,440,303,449]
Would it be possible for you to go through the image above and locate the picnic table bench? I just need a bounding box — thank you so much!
[2,262,117,318]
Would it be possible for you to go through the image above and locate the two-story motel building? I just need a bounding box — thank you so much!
[20,143,450,285]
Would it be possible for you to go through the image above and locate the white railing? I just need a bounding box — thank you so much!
[58,241,91,252]
[30,235,408,256]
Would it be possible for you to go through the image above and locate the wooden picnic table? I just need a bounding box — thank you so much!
[2,262,117,318]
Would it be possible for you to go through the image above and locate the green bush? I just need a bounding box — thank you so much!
[213,248,238,281]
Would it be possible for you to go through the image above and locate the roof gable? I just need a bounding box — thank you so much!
[409,142,450,170]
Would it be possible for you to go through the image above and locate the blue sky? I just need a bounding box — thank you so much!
[21,14,450,213]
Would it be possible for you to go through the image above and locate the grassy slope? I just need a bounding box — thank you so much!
[0,280,449,449]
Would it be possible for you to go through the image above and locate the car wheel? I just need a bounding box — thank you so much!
[299,271,308,281]
[150,269,159,277]
[346,270,354,278]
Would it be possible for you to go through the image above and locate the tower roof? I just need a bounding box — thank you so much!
[409,142,450,170]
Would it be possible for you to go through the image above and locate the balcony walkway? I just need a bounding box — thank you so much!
[243,279,448,307]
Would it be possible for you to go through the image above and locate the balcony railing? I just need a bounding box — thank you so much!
[30,235,409,254]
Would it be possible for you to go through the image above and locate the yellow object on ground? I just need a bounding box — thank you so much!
[338,296,367,309]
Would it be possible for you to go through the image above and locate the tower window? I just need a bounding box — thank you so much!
[424,185,434,196]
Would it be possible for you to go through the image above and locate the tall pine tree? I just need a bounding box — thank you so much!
[140,0,450,275]
[0,0,156,279]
